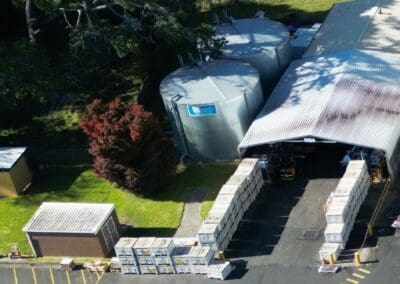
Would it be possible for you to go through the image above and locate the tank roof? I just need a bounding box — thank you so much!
[160,59,260,104]
[215,18,289,57]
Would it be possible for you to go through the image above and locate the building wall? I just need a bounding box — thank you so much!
[9,156,32,194]
[98,211,121,255]
[0,171,17,196]
[27,232,109,257]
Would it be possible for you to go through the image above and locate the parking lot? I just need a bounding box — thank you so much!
[0,266,102,284]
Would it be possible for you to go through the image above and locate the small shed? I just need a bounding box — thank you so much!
[0,147,32,196]
[23,202,120,257]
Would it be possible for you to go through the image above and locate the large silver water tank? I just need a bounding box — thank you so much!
[215,16,292,92]
[160,59,263,161]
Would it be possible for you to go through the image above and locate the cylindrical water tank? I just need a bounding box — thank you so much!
[160,59,263,161]
[215,16,292,93]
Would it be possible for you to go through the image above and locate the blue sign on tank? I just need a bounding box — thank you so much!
[187,104,218,117]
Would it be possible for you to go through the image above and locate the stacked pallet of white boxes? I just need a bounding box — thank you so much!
[171,246,192,274]
[114,238,140,274]
[188,246,213,274]
[321,160,370,260]
[198,158,263,252]
[133,237,158,274]
[151,238,175,274]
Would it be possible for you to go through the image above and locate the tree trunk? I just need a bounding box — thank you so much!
[25,0,40,44]
[82,0,97,27]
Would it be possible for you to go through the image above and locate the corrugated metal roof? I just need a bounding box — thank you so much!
[239,49,400,164]
[23,202,115,234]
[305,0,400,57]
[159,60,260,104]
[215,18,289,57]
[0,147,27,170]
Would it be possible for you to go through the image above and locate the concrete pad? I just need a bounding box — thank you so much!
[174,188,206,238]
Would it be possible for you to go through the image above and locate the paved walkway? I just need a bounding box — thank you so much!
[174,188,206,238]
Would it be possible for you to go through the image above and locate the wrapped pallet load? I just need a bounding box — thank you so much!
[207,260,232,280]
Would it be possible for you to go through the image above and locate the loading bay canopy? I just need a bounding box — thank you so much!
[239,49,400,177]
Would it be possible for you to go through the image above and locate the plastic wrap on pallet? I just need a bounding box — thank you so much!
[207,260,232,280]
[121,265,140,274]
[133,237,156,256]
[319,242,341,261]
[151,238,175,256]
[114,238,137,257]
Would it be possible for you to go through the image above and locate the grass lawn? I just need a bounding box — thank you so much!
[0,163,235,256]
[193,0,347,25]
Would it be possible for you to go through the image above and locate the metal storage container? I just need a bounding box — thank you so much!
[189,246,213,266]
[215,16,292,92]
[140,265,158,274]
[171,246,191,266]
[207,260,232,280]
[114,237,137,257]
[121,265,140,275]
[151,238,174,256]
[133,237,156,256]
[160,59,264,161]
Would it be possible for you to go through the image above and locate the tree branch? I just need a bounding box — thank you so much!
[60,8,73,28]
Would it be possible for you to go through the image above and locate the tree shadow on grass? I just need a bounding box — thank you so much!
[121,225,177,238]
[143,162,236,203]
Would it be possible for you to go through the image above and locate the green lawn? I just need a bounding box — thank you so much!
[194,0,347,25]
[0,163,235,256]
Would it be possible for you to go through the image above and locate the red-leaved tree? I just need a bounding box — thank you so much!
[80,98,175,194]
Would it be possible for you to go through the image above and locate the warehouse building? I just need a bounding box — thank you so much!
[0,147,32,196]
[304,0,400,57]
[23,202,120,257]
[239,49,400,178]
